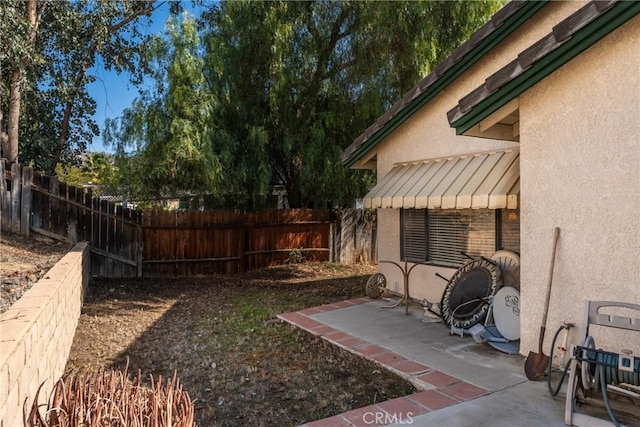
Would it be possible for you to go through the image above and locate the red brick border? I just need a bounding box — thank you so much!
[278,298,489,427]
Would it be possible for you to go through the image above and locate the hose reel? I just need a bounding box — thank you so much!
[573,338,640,392]
[569,338,640,427]
[565,301,640,427]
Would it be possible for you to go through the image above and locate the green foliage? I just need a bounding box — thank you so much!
[0,1,159,173]
[2,0,503,207]
[106,14,223,201]
[54,152,114,192]
[200,0,502,208]
[104,0,502,208]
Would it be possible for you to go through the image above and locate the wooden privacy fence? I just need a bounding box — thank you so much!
[141,209,333,277]
[1,161,143,278]
[1,162,376,278]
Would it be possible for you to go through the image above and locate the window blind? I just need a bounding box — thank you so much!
[401,209,427,262]
[427,209,496,266]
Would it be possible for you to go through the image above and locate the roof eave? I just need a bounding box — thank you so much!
[342,0,548,169]
[449,1,640,136]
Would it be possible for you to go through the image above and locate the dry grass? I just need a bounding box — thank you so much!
[66,263,415,426]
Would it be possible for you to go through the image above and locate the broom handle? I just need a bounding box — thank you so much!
[540,227,560,331]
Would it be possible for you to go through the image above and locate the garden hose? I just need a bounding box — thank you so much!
[599,362,621,427]
[597,350,640,427]
[594,350,640,386]
[573,342,640,426]
[547,323,574,397]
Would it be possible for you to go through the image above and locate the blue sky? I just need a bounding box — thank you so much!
[86,2,204,153]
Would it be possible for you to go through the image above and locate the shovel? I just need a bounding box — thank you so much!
[524,227,560,380]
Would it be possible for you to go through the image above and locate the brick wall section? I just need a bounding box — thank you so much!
[0,243,89,427]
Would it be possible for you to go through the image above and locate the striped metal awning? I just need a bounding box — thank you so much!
[364,149,519,209]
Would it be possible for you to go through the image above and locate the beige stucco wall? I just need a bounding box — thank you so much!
[518,15,640,359]
[375,1,586,303]
[370,2,639,362]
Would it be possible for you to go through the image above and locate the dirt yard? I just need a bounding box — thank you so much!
[65,263,415,426]
[0,231,72,313]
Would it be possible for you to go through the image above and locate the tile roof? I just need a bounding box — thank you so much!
[447,0,639,131]
[341,1,547,167]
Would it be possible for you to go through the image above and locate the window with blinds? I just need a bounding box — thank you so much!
[400,208,520,267]
[400,209,427,262]
[499,209,520,253]
[428,209,495,266]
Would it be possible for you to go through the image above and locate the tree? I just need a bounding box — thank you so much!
[201,1,503,208]
[106,14,222,202]
[0,1,162,173]
[105,0,502,208]
[55,152,114,191]
[0,0,41,164]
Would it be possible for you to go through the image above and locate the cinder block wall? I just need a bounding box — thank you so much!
[0,242,89,427]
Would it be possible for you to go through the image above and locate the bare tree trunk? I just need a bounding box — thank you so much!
[6,69,22,163]
[5,0,39,164]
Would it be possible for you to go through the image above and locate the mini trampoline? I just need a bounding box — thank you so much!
[440,258,502,329]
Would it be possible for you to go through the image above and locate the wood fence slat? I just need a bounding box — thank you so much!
[10,163,21,233]
[85,187,93,243]
[67,185,77,241]
[75,187,85,241]
[113,203,121,253]
[31,174,43,232]
[92,196,100,250]
[59,182,69,239]
[50,176,60,236]
[136,209,143,277]
[20,167,32,237]
[100,200,109,252]
[0,161,8,231]
[113,204,122,277]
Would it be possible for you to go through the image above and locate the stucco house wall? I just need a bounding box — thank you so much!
[375,1,585,303]
[362,1,638,361]
[518,15,640,356]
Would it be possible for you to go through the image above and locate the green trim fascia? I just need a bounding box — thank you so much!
[343,1,548,168]
[452,1,640,135]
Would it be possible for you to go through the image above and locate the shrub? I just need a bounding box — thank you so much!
[24,364,196,427]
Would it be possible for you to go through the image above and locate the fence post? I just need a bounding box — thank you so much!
[340,209,357,264]
[332,209,342,263]
[137,221,143,278]
[370,209,378,264]
[0,160,6,231]
[10,163,21,233]
[67,185,77,242]
[329,221,334,263]
[50,176,59,236]
[240,225,247,272]
[20,166,32,237]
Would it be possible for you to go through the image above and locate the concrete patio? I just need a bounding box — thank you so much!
[278,297,631,427]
